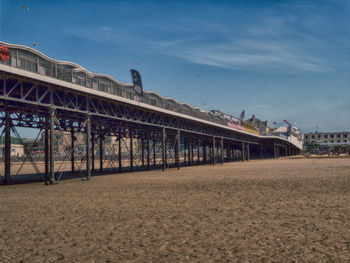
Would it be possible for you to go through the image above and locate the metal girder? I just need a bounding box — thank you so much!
[0,70,301,185]
[0,72,279,146]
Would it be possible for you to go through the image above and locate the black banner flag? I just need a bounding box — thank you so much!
[130,69,143,96]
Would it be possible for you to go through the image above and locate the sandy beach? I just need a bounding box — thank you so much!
[0,157,349,262]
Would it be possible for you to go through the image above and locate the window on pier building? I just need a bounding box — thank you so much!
[18,50,37,73]
[86,76,91,88]
[337,134,341,138]
[73,71,86,86]
[122,90,134,100]
[19,57,37,73]
[98,78,110,93]
[165,101,177,111]
[38,59,55,77]
[324,135,328,139]
[112,83,122,96]
[330,134,334,138]
[181,105,192,115]
[91,78,98,89]
[57,64,73,82]
[150,98,157,106]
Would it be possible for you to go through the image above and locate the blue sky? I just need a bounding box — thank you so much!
[1,0,350,133]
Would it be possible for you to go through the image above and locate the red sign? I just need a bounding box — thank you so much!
[227,121,245,130]
[0,46,10,61]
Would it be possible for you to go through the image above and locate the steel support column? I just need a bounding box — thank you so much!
[49,109,56,184]
[247,143,250,161]
[118,130,122,172]
[203,141,207,163]
[209,144,212,164]
[162,127,166,171]
[220,137,224,164]
[86,116,91,180]
[165,133,167,167]
[176,130,180,169]
[91,131,95,172]
[188,141,192,165]
[141,138,145,168]
[44,116,49,183]
[147,136,150,170]
[212,137,216,165]
[197,140,200,165]
[191,142,194,164]
[242,142,245,162]
[184,139,187,165]
[71,130,74,175]
[229,146,232,161]
[99,133,103,172]
[130,130,133,172]
[153,136,156,167]
[279,147,281,158]
[226,145,229,162]
[4,111,11,184]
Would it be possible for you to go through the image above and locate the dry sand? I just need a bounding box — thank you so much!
[0,158,350,262]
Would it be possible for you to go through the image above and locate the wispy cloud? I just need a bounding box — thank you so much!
[165,39,331,73]
[138,7,336,73]
[64,1,347,74]
[65,25,136,46]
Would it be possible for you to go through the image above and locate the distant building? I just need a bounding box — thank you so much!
[23,138,45,155]
[245,115,271,135]
[210,110,240,124]
[272,125,303,149]
[0,144,24,158]
[0,136,24,158]
[304,131,350,153]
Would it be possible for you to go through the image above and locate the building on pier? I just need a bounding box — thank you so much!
[0,41,303,184]
[245,115,271,135]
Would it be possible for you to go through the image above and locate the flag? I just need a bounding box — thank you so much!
[273,121,277,125]
[130,69,143,96]
[283,119,291,126]
[240,110,245,121]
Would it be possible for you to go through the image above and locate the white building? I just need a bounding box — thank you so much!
[304,132,350,146]
[0,144,24,158]
[303,131,350,154]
